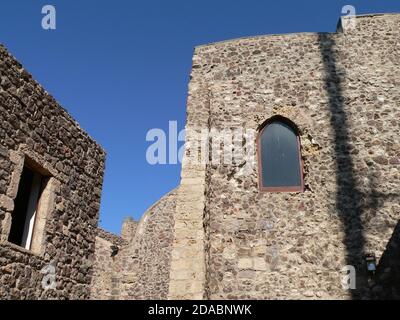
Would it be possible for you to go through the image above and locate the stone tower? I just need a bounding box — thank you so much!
[95,13,399,300]
[167,12,400,300]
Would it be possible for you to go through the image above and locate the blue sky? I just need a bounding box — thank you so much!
[1,1,399,234]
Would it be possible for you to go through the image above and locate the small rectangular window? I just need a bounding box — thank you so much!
[8,165,47,250]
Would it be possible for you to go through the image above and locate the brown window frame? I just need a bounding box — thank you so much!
[256,117,305,193]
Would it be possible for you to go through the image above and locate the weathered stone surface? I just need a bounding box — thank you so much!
[0,44,106,300]
[0,195,14,212]
[90,229,127,300]
[2,12,400,301]
[189,13,400,300]
[89,13,399,301]
[90,189,177,300]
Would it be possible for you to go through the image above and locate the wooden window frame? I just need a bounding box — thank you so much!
[256,118,305,193]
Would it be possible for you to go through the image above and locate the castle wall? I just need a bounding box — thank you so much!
[118,189,177,299]
[180,14,400,299]
[167,84,210,299]
[1,12,399,301]
[120,217,138,243]
[0,45,106,299]
[90,229,126,300]
[90,189,177,300]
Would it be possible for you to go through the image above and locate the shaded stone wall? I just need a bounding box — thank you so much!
[90,229,126,300]
[0,45,106,299]
[181,13,400,299]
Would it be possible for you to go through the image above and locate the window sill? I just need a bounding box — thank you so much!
[0,240,42,258]
[259,186,304,192]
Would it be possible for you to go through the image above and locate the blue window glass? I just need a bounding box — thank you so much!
[259,120,302,190]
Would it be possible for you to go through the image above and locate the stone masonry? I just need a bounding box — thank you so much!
[90,228,127,300]
[191,13,400,299]
[90,189,178,300]
[0,44,106,299]
[90,13,399,300]
[1,13,399,300]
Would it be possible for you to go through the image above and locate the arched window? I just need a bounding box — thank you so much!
[257,117,304,192]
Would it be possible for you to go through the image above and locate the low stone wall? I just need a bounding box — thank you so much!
[118,188,178,299]
[90,229,126,300]
[90,189,178,300]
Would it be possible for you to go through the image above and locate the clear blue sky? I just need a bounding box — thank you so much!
[1,1,399,234]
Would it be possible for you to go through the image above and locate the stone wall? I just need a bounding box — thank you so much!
[118,188,177,299]
[2,12,399,301]
[0,44,106,299]
[167,84,210,299]
[179,13,400,299]
[90,188,177,299]
[90,229,126,300]
[120,217,139,243]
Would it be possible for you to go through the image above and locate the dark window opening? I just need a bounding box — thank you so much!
[258,118,304,192]
[8,165,46,249]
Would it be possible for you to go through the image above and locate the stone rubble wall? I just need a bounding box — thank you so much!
[2,12,399,301]
[182,13,400,299]
[90,229,127,300]
[120,217,139,243]
[90,189,177,299]
[167,82,210,299]
[118,188,177,299]
[0,44,106,299]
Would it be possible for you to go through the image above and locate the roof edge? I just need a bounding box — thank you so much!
[194,12,400,50]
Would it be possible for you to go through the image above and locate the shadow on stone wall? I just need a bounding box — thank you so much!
[318,33,400,300]
[318,33,367,299]
[373,219,400,299]
[367,175,400,299]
